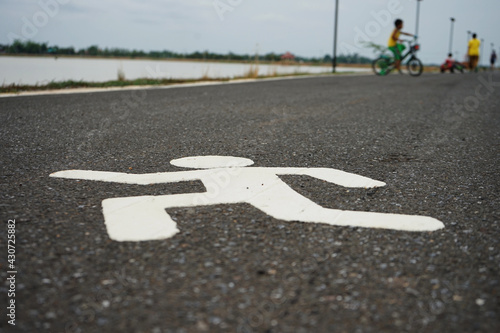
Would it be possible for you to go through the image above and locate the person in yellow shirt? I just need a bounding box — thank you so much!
[388,19,415,73]
[468,33,481,72]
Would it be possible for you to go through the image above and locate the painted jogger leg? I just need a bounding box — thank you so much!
[101,193,232,241]
[102,195,180,242]
[247,183,444,232]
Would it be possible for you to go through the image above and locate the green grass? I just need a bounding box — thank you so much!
[0,71,350,94]
[0,78,221,93]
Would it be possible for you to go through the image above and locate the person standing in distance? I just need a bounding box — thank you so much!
[468,33,481,73]
[490,50,497,71]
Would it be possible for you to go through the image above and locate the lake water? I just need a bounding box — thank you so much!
[0,56,369,85]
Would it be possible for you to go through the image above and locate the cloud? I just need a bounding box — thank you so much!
[251,13,290,23]
[1,0,499,62]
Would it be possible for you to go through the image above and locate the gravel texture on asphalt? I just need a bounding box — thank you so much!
[1,73,499,332]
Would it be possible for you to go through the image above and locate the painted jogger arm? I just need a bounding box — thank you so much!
[49,170,199,185]
[273,168,386,188]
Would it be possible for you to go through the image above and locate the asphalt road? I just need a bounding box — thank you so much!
[1,72,499,333]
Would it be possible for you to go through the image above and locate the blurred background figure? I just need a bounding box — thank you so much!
[490,50,497,71]
[468,33,481,72]
[440,53,464,73]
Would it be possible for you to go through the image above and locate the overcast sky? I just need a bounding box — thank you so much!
[1,0,499,64]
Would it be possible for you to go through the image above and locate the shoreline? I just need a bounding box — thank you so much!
[0,54,443,97]
[0,72,371,98]
[0,57,372,95]
[0,66,445,97]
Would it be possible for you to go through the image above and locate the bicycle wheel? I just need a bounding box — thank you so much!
[407,57,423,76]
[372,57,392,76]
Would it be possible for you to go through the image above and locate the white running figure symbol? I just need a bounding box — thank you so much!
[50,156,444,241]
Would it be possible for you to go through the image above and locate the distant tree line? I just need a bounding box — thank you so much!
[0,40,373,64]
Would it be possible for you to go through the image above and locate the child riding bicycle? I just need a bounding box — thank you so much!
[388,19,415,73]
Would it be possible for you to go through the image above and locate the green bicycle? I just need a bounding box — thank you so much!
[372,38,423,77]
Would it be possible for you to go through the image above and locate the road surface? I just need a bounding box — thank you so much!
[1,73,499,332]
